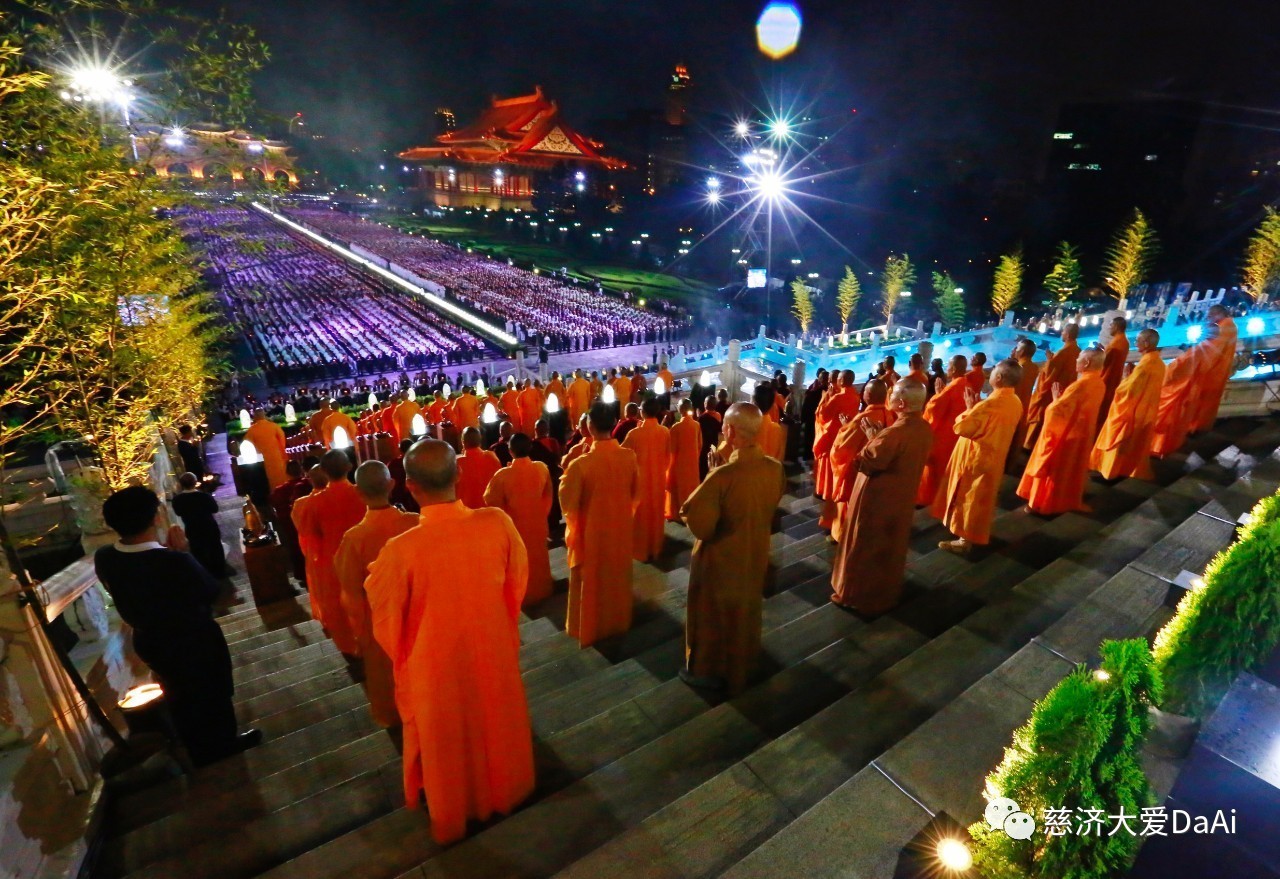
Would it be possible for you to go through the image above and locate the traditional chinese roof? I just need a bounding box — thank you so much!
[399,87,625,169]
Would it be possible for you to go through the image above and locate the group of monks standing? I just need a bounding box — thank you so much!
[812,305,1238,615]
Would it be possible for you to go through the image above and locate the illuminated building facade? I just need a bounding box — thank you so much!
[138,126,299,186]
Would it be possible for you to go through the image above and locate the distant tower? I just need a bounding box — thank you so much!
[434,107,457,136]
[666,65,691,126]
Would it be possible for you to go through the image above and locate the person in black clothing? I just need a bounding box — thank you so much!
[94,486,261,766]
[800,368,829,461]
[697,397,722,480]
[176,425,205,479]
[171,472,228,577]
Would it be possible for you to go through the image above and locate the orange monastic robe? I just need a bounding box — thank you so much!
[546,378,567,406]
[904,368,930,388]
[1018,372,1106,515]
[1091,350,1166,480]
[1024,341,1079,450]
[394,399,422,441]
[612,376,633,407]
[1190,316,1238,432]
[567,378,592,426]
[657,368,675,394]
[758,417,785,461]
[457,447,502,509]
[334,505,419,727]
[666,414,702,520]
[828,403,894,543]
[321,410,358,449]
[965,365,986,393]
[917,377,969,507]
[293,478,364,654]
[366,501,533,844]
[453,394,481,430]
[518,387,544,436]
[812,388,861,501]
[379,405,398,442]
[1098,333,1130,429]
[427,397,447,425]
[930,387,1023,544]
[1009,356,1040,457]
[484,458,554,606]
[243,419,289,488]
[623,419,672,562]
[500,388,522,432]
[560,439,639,646]
[307,408,331,443]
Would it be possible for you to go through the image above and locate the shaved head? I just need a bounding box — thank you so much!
[461,427,482,449]
[991,359,1022,389]
[838,369,855,387]
[320,449,351,480]
[404,439,458,498]
[1208,304,1229,320]
[1062,322,1080,342]
[307,465,329,490]
[1137,328,1160,352]
[949,355,968,378]
[893,380,927,414]
[864,378,888,405]
[678,398,694,415]
[354,460,394,502]
[1079,347,1105,372]
[625,402,640,418]
[1014,338,1037,359]
[909,353,924,371]
[972,352,987,367]
[724,402,763,444]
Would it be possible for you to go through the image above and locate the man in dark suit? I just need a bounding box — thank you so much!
[94,486,260,766]
[176,425,205,479]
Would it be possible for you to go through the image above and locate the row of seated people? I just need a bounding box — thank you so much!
[282,208,684,346]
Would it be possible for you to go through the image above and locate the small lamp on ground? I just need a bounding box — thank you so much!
[410,413,427,438]
[284,403,297,425]
[367,392,378,409]
[239,408,251,430]
[442,382,452,399]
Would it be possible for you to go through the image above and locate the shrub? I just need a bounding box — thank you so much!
[970,639,1160,879]
[1152,512,1280,717]
[1237,491,1280,542]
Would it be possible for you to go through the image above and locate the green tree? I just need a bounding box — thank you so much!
[880,253,916,321]
[932,270,966,330]
[1242,207,1280,301]
[1044,241,1084,305]
[1103,209,1159,300]
[836,266,862,333]
[991,250,1024,317]
[790,278,814,335]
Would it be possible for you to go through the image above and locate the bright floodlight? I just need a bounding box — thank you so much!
[238,439,261,464]
[475,378,486,396]
[755,169,785,201]
[707,190,721,205]
[411,413,427,437]
[332,426,351,450]
[545,393,561,413]
[238,408,252,430]
[407,388,417,402]
[769,118,792,139]
[756,2,803,59]
[1186,324,1203,343]
[442,382,452,399]
[935,838,973,872]
[284,403,297,425]
[482,402,499,424]
[698,370,713,387]
[734,119,751,138]
[69,64,128,103]
[1247,316,1265,335]
[653,377,667,395]
[602,384,617,405]
[707,176,721,191]
[367,392,378,409]
[164,127,185,148]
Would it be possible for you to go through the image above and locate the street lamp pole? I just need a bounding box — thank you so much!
[766,198,774,333]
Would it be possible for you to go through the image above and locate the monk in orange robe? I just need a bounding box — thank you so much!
[484,435,554,606]
[452,388,481,430]
[1018,347,1106,515]
[321,407,358,450]
[965,352,988,393]
[812,370,859,506]
[1097,316,1130,430]
[567,370,593,427]
[933,359,1024,552]
[753,385,786,461]
[427,392,448,426]
[657,363,675,395]
[589,371,604,401]
[828,379,895,543]
[904,353,930,389]
[563,413,593,469]
[290,465,329,584]
[365,440,534,845]
[1092,329,1166,480]
[546,371,567,407]
[394,393,422,441]
[560,402,640,646]
[500,384,522,434]
[831,381,933,614]
[456,427,501,509]
[378,400,398,442]
[611,370,633,408]
[334,461,418,728]
[623,397,671,562]
[307,400,334,443]
[243,409,289,488]
[518,379,544,437]
[293,450,364,654]
[917,354,969,506]
[1024,322,1080,450]
[1007,338,1040,470]
[666,399,702,521]
[1189,306,1238,432]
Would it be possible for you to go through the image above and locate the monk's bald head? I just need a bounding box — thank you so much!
[864,378,888,405]
[1137,328,1160,352]
[354,460,394,503]
[991,359,1022,389]
[1209,304,1229,321]
[404,439,458,498]
[461,427,482,449]
[752,384,777,413]
[972,351,987,367]
[1062,322,1080,342]
[949,355,968,378]
[838,369,855,387]
[892,380,927,414]
[588,401,618,438]
[642,397,663,419]
[909,353,924,371]
[510,433,533,458]
[625,402,641,418]
[307,465,329,490]
[724,402,763,446]
[1014,338,1037,360]
[1079,346,1105,372]
[678,398,694,415]
[321,449,351,480]
[499,421,514,440]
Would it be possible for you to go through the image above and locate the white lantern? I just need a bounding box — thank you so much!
[653,377,667,395]
[476,378,486,396]
[545,393,561,413]
[407,388,417,402]
[442,382,452,399]
[411,413,427,437]
[284,403,297,425]
[482,402,499,424]
[507,376,515,388]
[698,370,713,387]
[239,408,251,430]
[742,379,757,395]
[367,392,378,409]
[238,439,261,464]
[602,384,616,404]
[332,426,351,449]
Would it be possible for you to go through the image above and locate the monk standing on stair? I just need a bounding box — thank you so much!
[334,461,418,728]
[812,370,860,531]
[484,434,555,606]
[365,440,534,845]
[294,451,363,655]
[623,397,672,562]
[916,354,969,507]
[828,379,895,544]
[1023,323,1080,451]
[665,399,702,522]
[1091,328,1165,480]
[1018,347,1106,515]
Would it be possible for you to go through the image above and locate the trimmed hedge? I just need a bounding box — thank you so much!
[971,639,1160,879]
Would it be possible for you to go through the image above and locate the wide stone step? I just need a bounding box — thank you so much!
[231,622,329,667]
[233,639,343,686]
[233,659,356,708]
[242,679,369,730]
[254,809,439,879]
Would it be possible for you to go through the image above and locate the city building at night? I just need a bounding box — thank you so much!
[137,125,300,186]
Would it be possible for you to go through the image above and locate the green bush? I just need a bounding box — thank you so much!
[1237,491,1280,542]
[1152,511,1280,718]
[970,639,1160,879]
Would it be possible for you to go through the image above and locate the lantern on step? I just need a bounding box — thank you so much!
[407,388,417,402]
[284,403,297,425]
[653,377,667,395]
[742,379,757,395]
[545,393,561,414]
[411,413,427,437]
[442,382,451,399]
[482,402,499,424]
[476,378,486,397]
[237,439,261,464]
[367,392,378,409]
[698,370,713,387]
[239,408,251,430]
[117,683,169,737]
[332,426,351,449]
[602,383,616,405]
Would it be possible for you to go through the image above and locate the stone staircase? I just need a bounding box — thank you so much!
[91,416,1280,879]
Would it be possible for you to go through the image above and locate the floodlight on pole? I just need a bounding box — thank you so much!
[768,118,792,139]
[734,119,752,138]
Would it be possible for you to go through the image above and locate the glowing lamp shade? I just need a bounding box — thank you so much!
[118,683,165,710]
[239,408,251,430]
[1094,669,1112,682]
[410,413,427,437]
[407,388,417,402]
[935,838,973,872]
[238,439,261,464]
[475,378,486,396]
[332,426,351,450]
[1248,317,1265,336]
[602,384,617,405]
[284,403,297,425]
[653,377,667,395]
[756,2,802,59]
[442,382,452,399]
[367,392,378,409]
[481,402,499,424]
[1037,321,1048,334]
[742,379,757,394]
[545,393,561,413]
[1186,324,1203,343]
[698,370,713,388]
[507,376,516,388]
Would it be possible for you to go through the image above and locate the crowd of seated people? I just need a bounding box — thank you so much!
[282,208,686,351]
[175,206,491,383]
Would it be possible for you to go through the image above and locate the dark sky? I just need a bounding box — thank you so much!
[190,0,1280,171]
